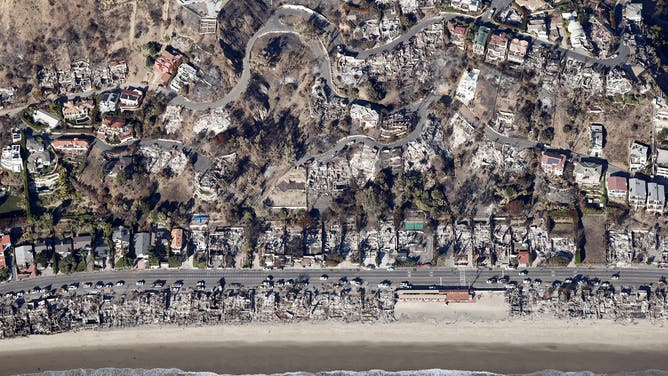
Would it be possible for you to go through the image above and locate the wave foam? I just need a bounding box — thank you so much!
[19,369,668,376]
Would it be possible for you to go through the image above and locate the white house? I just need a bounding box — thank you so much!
[99,92,119,114]
[119,89,143,112]
[656,148,668,178]
[32,109,61,129]
[350,104,380,129]
[624,3,643,23]
[629,142,648,172]
[1,145,23,173]
[573,160,602,187]
[14,245,34,266]
[455,69,480,106]
[170,64,197,92]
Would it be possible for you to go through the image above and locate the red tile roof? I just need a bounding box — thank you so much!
[171,228,184,250]
[489,33,508,46]
[1,234,10,251]
[518,250,530,265]
[445,289,474,302]
[52,138,90,149]
[102,117,127,128]
[608,176,628,191]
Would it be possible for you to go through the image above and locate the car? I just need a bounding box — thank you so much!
[486,277,497,284]
[533,279,542,286]
[32,286,42,293]
[152,281,164,288]
[611,273,620,280]
[377,280,391,288]
[285,279,294,286]
[320,274,328,281]
[68,283,78,291]
[266,275,274,281]
[523,278,531,284]
[105,282,113,288]
[386,266,395,271]
[116,281,125,287]
[84,282,93,288]
[351,278,362,286]
[564,278,573,284]
[4,292,14,298]
[601,281,611,288]
[197,280,206,287]
[276,279,285,286]
[17,290,24,297]
[95,282,104,289]
[400,281,412,288]
[136,280,145,286]
[519,270,529,276]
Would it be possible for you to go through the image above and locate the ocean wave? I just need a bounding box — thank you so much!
[19,369,668,376]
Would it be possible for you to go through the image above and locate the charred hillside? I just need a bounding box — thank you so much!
[217,0,271,73]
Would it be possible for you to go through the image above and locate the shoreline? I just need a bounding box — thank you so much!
[3,320,668,375]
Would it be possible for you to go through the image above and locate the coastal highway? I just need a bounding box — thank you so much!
[1,267,666,295]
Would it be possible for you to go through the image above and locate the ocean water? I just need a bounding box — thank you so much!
[19,369,668,376]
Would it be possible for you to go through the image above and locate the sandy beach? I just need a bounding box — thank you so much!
[2,293,668,375]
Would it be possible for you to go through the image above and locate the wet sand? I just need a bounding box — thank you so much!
[5,341,668,375]
[2,320,668,375]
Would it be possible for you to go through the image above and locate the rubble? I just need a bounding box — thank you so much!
[193,108,232,135]
[139,144,189,175]
[506,279,668,322]
[0,282,396,339]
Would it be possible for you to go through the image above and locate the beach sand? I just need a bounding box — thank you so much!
[2,293,668,375]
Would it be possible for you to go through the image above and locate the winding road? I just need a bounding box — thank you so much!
[168,3,632,113]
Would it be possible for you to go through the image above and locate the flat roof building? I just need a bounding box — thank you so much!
[647,182,665,213]
[396,288,476,303]
[473,26,490,56]
[629,178,647,209]
[32,109,61,129]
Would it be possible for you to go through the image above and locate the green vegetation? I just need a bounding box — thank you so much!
[0,267,9,282]
[658,128,668,142]
[146,55,156,68]
[540,127,555,142]
[549,207,576,218]
[168,255,182,268]
[115,255,134,269]
[400,171,449,215]
[58,255,86,274]
[193,255,207,269]
[0,195,23,215]
[146,41,163,55]
[562,124,573,133]
[394,258,419,267]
